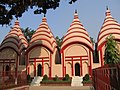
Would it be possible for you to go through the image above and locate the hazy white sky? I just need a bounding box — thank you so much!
[0,0,120,43]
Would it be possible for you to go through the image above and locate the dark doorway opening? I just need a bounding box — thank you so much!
[37,64,42,76]
[75,63,80,76]
[6,65,10,76]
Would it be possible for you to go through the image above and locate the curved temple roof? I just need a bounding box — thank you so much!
[28,17,57,53]
[61,10,93,51]
[0,20,28,53]
[97,8,120,50]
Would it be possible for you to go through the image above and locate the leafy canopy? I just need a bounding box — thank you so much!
[104,35,120,64]
[0,0,77,25]
[21,27,35,42]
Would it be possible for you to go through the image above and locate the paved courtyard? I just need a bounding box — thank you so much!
[29,86,94,90]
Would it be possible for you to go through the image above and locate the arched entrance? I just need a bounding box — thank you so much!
[6,65,10,76]
[37,64,42,76]
[75,63,80,76]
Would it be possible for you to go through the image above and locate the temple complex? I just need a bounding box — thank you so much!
[0,8,120,80]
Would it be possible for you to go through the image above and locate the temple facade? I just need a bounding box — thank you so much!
[97,8,120,67]
[0,8,120,79]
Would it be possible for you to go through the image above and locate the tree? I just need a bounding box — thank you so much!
[21,27,35,42]
[55,36,63,49]
[0,0,77,25]
[104,35,120,64]
[90,37,95,45]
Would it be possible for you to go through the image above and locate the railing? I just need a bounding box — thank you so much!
[92,64,120,90]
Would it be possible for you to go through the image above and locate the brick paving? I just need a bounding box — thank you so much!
[6,85,94,90]
[29,86,94,90]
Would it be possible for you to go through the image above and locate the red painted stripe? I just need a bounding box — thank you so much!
[0,59,15,60]
[27,44,53,54]
[100,49,104,66]
[70,22,83,27]
[37,25,48,30]
[7,32,19,37]
[30,38,52,46]
[97,41,106,51]
[65,55,88,58]
[61,41,93,53]
[29,60,49,62]
[101,23,120,30]
[29,57,49,59]
[68,27,86,32]
[34,30,50,35]
[80,57,83,76]
[98,32,120,43]
[50,53,52,78]
[31,34,51,39]
[98,27,120,38]
[104,17,114,21]
[3,37,19,43]
[0,62,15,63]
[72,58,74,76]
[62,52,64,77]
[63,35,91,45]
[65,59,88,61]
[1,41,19,49]
[64,31,89,39]
[89,50,92,76]
[34,59,36,76]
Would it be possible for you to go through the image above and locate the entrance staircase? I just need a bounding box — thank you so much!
[30,76,43,86]
[71,76,83,86]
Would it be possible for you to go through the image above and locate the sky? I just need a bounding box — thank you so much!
[0,0,120,43]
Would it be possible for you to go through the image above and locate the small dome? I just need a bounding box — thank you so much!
[28,17,57,52]
[0,20,28,53]
[97,8,120,50]
[61,11,93,50]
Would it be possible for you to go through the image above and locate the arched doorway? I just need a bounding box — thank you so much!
[75,63,80,76]
[6,65,10,76]
[37,64,42,76]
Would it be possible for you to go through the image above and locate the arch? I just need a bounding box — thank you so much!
[75,63,80,76]
[61,41,93,53]
[37,64,42,76]
[29,46,49,58]
[65,44,88,56]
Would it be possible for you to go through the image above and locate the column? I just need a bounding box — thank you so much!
[72,57,74,76]
[80,57,83,76]
[34,59,36,76]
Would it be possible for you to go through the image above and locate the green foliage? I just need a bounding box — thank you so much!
[55,36,63,49]
[90,37,95,45]
[27,74,31,83]
[42,74,48,81]
[63,74,70,81]
[104,35,120,64]
[0,0,77,25]
[83,74,90,81]
[21,27,35,42]
[53,75,59,81]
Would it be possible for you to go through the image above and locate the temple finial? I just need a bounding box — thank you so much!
[106,6,109,10]
[75,9,77,14]
[44,14,46,17]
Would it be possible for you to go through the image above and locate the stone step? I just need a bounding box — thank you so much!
[30,76,43,86]
[71,76,83,86]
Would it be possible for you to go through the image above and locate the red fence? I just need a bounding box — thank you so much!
[92,64,120,90]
